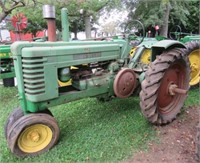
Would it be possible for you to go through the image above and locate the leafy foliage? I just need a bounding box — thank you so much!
[124,0,199,36]
[0,0,36,22]
[4,0,122,39]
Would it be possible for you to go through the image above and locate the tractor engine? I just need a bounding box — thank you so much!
[62,61,117,91]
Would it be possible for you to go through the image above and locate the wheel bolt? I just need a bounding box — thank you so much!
[29,131,40,142]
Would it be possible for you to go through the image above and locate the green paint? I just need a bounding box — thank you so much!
[0,45,15,80]
[61,8,70,41]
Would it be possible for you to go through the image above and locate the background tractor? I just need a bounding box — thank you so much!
[0,44,15,87]
[5,5,190,157]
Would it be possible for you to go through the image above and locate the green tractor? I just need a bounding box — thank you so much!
[5,6,190,157]
[0,44,15,87]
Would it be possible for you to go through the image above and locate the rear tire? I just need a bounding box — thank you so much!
[140,48,190,125]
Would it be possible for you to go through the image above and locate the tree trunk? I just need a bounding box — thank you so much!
[84,15,91,38]
[160,3,171,37]
[72,22,78,39]
[74,31,78,39]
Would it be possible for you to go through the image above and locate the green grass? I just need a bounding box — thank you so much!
[184,86,200,107]
[0,86,199,163]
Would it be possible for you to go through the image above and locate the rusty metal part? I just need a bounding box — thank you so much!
[113,68,137,98]
[168,84,188,95]
[47,19,56,42]
[157,61,187,113]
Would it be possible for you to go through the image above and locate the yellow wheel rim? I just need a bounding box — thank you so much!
[188,49,200,86]
[129,47,137,57]
[18,124,52,153]
[140,49,151,64]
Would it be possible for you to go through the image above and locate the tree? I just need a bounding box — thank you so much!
[124,0,198,37]
[30,0,121,39]
[0,0,36,22]
[181,0,200,34]
[2,0,122,39]
[63,0,121,38]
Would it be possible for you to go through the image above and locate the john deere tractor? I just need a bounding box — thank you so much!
[0,44,15,87]
[5,6,190,157]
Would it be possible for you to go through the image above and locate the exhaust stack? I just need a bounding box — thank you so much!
[43,5,56,42]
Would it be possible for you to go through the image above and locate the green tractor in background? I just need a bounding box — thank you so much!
[0,44,15,87]
[130,26,200,87]
[4,6,191,157]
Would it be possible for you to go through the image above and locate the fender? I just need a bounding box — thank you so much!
[151,40,186,61]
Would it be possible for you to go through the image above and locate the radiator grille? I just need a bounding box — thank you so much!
[22,57,46,95]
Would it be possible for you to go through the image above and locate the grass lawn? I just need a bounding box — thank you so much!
[0,85,199,163]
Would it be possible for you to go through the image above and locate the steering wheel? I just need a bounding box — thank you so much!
[169,25,182,40]
[124,19,145,46]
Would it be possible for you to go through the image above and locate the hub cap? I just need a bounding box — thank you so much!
[18,124,52,153]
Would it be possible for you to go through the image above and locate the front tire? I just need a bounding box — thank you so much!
[5,108,53,140]
[140,48,190,125]
[7,114,60,157]
[4,108,24,140]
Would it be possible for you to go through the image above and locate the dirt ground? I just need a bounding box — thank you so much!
[126,106,200,163]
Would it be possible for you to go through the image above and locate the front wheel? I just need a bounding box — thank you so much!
[7,113,60,157]
[140,48,190,125]
[5,108,53,140]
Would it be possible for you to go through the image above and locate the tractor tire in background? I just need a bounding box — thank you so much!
[2,77,15,87]
[184,41,200,87]
[140,48,190,125]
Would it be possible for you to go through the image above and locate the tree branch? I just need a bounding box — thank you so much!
[0,0,26,22]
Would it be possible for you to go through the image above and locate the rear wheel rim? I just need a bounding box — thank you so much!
[157,61,186,114]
